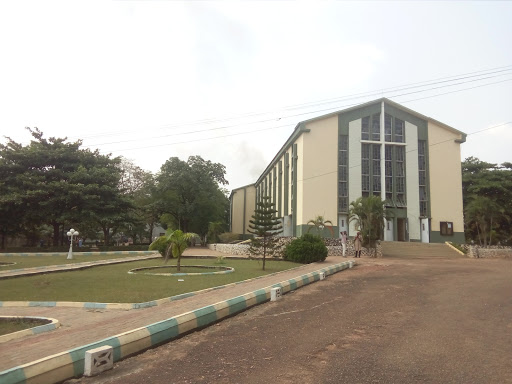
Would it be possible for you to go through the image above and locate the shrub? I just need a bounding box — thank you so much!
[284,233,328,264]
[218,232,240,244]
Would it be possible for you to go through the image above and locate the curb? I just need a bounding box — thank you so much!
[0,316,60,343]
[0,254,161,280]
[0,260,355,384]
[445,242,466,256]
[0,251,157,257]
[0,258,318,310]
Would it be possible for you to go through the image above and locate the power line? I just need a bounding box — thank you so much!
[85,75,512,150]
[75,64,512,143]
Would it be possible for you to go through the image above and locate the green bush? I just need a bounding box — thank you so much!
[284,234,328,264]
[148,236,169,258]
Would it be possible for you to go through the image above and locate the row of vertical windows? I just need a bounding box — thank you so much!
[362,113,405,143]
[361,143,381,198]
[418,140,428,217]
[361,114,381,141]
[385,114,405,143]
[338,135,348,213]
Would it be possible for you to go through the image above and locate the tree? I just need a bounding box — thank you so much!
[348,196,387,257]
[0,128,131,246]
[462,157,512,245]
[149,229,198,272]
[248,196,283,270]
[155,156,229,240]
[307,215,334,238]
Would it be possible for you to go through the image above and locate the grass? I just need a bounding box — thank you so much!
[0,253,156,270]
[0,258,302,303]
[0,318,50,336]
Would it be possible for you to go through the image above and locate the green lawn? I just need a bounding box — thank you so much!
[0,318,49,336]
[0,258,301,303]
[0,253,156,270]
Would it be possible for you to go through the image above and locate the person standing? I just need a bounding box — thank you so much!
[354,232,362,258]
[341,231,347,257]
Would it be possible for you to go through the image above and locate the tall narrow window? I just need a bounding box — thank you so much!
[385,114,392,142]
[395,146,405,206]
[395,118,404,143]
[361,143,370,197]
[372,144,381,196]
[361,116,370,140]
[371,114,380,141]
[385,146,393,202]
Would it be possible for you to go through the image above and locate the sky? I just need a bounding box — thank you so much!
[1,1,511,190]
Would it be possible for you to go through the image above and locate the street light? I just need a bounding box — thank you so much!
[67,228,79,260]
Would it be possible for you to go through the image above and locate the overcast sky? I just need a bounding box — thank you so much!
[1,1,511,189]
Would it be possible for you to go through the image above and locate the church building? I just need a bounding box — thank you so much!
[230,98,465,243]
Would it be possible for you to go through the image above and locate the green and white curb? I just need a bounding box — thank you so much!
[0,251,157,257]
[0,260,355,384]
[0,316,60,343]
[0,254,160,280]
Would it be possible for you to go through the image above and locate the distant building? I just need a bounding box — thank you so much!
[230,98,465,243]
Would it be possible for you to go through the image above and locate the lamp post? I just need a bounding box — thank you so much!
[67,228,79,260]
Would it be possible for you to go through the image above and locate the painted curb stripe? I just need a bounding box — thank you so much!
[0,260,356,384]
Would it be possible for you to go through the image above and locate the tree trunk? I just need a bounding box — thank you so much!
[177,255,181,272]
[1,232,5,250]
[102,226,110,246]
[148,222,154,243]
[52,222,60,246]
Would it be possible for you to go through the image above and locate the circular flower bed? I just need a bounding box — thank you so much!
[128,265,234,276]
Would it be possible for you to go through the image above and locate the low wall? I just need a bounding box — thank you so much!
[467,245,512,259]
[210,237,382,258]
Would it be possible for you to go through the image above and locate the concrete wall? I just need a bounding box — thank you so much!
[348,118,362,236]
[300,115,339,229]
[428,121,465,240]
[405,121,420,241]
[230,185,256,236]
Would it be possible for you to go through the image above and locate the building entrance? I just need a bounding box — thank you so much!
[397,218,406,241]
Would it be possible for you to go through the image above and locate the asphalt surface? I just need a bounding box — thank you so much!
[66,256,512,384]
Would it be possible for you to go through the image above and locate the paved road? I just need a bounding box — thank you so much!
[67,256,512,384]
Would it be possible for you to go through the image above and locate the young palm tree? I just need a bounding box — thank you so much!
[149,229,198,271]
[307,215,334,238]
[348,196,387,257]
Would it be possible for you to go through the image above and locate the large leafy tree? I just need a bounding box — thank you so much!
[155,156,229,242]
[0,128,130,246]
[349,196,387,257]
[117,158,158,244]
[462,157,512,245]
[248,196,283,270]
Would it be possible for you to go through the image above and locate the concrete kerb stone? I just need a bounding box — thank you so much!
[0,260,356,384]
[0,316,60,343]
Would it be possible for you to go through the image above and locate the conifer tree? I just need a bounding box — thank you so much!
[248,196,283,270]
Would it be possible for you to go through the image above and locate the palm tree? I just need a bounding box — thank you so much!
[348,196,387,257]
[149,229,198,271]
[307,215,334,238]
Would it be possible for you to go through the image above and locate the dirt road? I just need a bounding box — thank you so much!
[67,257,512,384]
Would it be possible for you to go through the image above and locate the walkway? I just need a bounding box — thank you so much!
[0,250,353,380]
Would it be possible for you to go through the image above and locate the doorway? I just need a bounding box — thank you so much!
[397,218,406,241]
